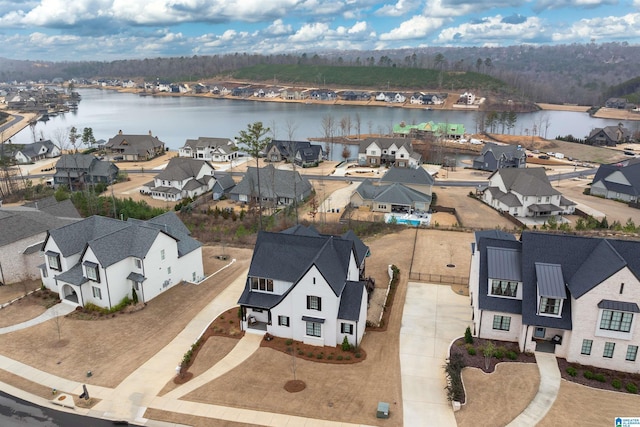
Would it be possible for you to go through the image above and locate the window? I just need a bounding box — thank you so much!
[620,283,625,294]
[341,323,353,335]
[86,265,100,282]
[135,258,142,269]
[492,315,511,331]
[603,342,615,358]
[47,252,61,271]
[539,297,561,315]
[307,296,322,311]
[160,249,165,261]
[581,339,593,355]
[250,277,274,292]
[167,266,172,275]
[306,321,321,337]
[490,280,518,297]
[278,316,290,327]
[600,310,633,332]
[626,345,638,362]
[92,286,102,300]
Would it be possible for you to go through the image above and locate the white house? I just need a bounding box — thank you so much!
[358,137,422,168]
[471,230,640,373]
[40,211,203,310]
[13,140,60,164]
[178,137,238,162]
[238,225,370,347]
[141,157,215,202]
[482,168,576,217]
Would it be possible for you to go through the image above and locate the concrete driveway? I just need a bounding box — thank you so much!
[400,282,471,427]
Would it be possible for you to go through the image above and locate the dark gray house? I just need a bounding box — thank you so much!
[590,158,640,202]
[265,140,324,167]
[228,164,313,207]
[586,124,631,146]
[54,154,119,189]
[473,143,527,171]
[212,174,236,200]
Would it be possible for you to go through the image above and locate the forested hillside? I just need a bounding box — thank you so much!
[0,42,638,106]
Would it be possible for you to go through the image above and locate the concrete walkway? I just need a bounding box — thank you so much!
[506,352,561,427]
[0,302,76,334]
[400,282,471,427]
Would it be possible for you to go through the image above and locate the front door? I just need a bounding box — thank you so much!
[534,327,546,339]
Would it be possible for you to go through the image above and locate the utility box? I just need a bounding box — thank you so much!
[377,402,390,419]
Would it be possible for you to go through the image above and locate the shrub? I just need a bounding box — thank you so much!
[298,349,304,355]
[594,373,606,383]
[566,367,577,377]
[464,326,473,344]
[626,383,638,394]
[345,355,351,360]
[444,352,466,403]
[317,354,323,359]
[285,339,293,346]
[341,335,351,352]
[328,354,334,360]
[583,370,594,380]
[612,379,622,389]
[337,355,343,361]
[506,351,518,360]
[355,353,362,358]
[467,347,476,356]
[494,347,506,359]
[307,352,314,358]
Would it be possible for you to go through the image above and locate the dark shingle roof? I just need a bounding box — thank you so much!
[476,237,523,315]
[490,167,560,197]
[0,206,79,247]
[154,157,214,181]
[338,281,365,321]
[229,164,312,200]
[380,166,434,186]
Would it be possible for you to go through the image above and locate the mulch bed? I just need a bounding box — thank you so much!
[557,358,640,394]
[450,338,536,373]
[365,266,400,332]
[284,379,306,393]
[261,335,366,364]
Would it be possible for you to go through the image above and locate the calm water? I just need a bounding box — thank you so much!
[10,88,636,161]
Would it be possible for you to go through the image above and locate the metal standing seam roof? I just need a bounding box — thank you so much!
[598,299,640,313]
[487,247,522,281]
[535,263,567,298]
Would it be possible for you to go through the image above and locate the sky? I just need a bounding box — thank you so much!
[0,0,637,62]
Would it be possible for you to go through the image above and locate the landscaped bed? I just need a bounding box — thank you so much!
[260,334,367,364]
[557,358,640,394]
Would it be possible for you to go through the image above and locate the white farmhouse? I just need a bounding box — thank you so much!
[178,137,239,162]
[141,157,215,202]
[238,225,370,347]
[40,212,203,309]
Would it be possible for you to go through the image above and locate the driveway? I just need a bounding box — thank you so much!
[400,282,471,427]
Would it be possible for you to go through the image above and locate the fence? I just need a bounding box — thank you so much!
[409,272,469,286]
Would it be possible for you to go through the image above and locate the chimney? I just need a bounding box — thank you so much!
[118,130,123,135]
[149,130,153,136]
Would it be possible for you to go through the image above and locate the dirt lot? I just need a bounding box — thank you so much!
[435,186,516,230]
[557,180,640,225]
[456,364,540,427]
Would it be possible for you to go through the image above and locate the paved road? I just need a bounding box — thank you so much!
[0,113,23,135]
[0,391,120,427]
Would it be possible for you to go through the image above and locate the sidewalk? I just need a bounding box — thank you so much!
[0,302,75,334]
[506,352,561,427]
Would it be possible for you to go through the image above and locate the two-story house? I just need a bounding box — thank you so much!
[13,139,60,164]
[104,130,166,161]
[590,158,640,202]
[482,168,575,217]
[586,124,631,147]
[238,225,370,347]
[141,157,215,202]
[40,211,203,310]
[470,230,640,373]
[178,137,238,162]
[228,164,313,207]
[357,137,422,168]
[264,140,324,166]
[53,154,119,189]
[472,143,527,171]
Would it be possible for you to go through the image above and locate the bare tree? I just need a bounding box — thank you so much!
[285,119,300,224]
[354,113,361,139]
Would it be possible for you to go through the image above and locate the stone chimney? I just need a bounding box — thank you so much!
[118,129,123,135]
[149,130,153,136]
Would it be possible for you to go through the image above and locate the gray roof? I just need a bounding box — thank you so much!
[338,281,365,321]
[0,202,79,247]
[476,237,523,316]
[528,203,562,212]
[23,197,81,219]
[591,159,640,197]
[490,167,560,197]
[238,229,369,310]
[105,133,165,157]
[359,137,412,154]
[380,166,434,186]
[481,142,526,160]
[354,180,431,205]
[598,299,640,313]
[213,174,236,192]
[487,247,522,281]
[567,239,627,298]
[497,192,522,207]
[229,164,312,200]
[154,157,214,181]
[182,137,234,152]
[56,263,88,286]
[47,211,200,266]
[535,263,567,298]
[55,154,119,178]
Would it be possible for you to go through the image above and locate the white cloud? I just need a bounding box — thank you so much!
[376,0,421,17]
[552,13,640,42]
[534,0,617,12]
[265,19,292,35]
[436,14,546,44]
[380,15,444,40]
[289,22,329,42]
[424,0,526,18]
[348,21,368,33]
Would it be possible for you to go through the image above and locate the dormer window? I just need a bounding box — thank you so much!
[46,251,61,271]
[535,262,566,318]
[491,280,518,298]
[539,297,561,315]
[250,277,273,292]
[83,261,100,283]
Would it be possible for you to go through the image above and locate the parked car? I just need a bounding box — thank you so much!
[538,155,550,160]
[113,156,124,161]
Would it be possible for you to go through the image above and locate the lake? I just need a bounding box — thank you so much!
[9,88,636,161]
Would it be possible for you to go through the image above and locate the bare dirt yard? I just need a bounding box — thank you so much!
[456,363,540,427]
[558,180,640,225]
[0,245,252,388]
[435,186,516,230]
